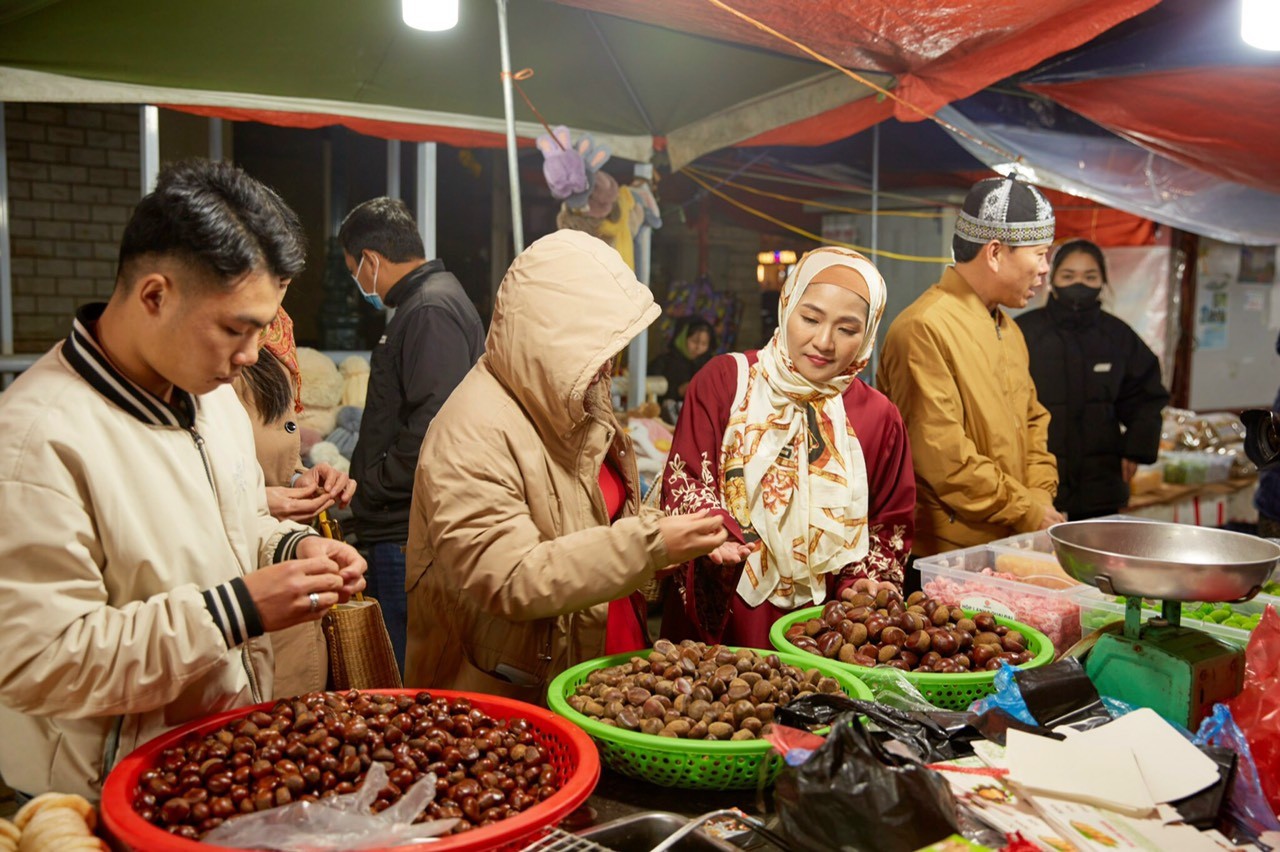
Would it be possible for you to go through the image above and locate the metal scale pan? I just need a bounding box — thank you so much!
[1047,520,1279,728]
[1047,520,1279,602]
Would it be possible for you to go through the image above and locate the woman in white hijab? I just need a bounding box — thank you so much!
[659,247,916,648]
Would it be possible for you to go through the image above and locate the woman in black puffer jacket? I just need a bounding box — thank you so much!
[1016,239,1169,519]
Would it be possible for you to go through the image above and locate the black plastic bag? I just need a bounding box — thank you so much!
[1013,658,1111,730]
[774,691,865,728]
[774,713,961,852]
[777,693,1051,762]
[1169,745,1237,829]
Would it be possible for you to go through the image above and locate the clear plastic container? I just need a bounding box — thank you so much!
[1162,451,1233,484]
[1073,588,1279,649]
[986,516,1156,560]
[914,545,1084,655]
[987,529,1054,555]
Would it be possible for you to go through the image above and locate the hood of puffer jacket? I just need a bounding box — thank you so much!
[484,229,660,445]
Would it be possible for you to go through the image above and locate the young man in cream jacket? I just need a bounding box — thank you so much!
[0,159,366,800]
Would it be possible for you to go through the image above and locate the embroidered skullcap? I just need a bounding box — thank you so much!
[955,175,1055,247]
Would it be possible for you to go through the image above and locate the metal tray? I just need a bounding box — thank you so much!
[1048,520,1280,601]
[576,811,739,851]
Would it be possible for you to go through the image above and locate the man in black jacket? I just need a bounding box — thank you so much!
[340,198,485,674]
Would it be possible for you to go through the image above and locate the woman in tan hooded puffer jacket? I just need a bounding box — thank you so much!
[404,230,727,701]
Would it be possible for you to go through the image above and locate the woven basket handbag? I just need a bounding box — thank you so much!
[316,511,403,690]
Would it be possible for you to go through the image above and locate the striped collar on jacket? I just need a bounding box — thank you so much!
[62,302,199,430]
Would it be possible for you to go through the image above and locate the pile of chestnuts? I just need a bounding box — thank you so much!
[131,690,559,839]
[566,640,844,741]
[783,578,1036,673]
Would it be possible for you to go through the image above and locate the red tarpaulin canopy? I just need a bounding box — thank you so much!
[556,0,1159,148]
[1025,67,1280,196]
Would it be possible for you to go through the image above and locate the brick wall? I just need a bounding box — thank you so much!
[652,220,779,352]
[5,103,141,352]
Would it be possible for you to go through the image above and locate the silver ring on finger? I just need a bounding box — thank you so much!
[309,592,320,613]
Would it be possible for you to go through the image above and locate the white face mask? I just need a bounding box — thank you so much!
[352,255,384,310]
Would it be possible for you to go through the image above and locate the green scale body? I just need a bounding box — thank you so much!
[1085,598,1244,730]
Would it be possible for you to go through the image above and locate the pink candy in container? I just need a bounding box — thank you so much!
[913,546,1083,655]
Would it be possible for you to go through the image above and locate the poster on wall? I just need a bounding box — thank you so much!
[1196,276,1230,350]
[1238,245,1277,284]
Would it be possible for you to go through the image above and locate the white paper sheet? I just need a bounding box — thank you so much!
[1061,709,1220,804]
[1006,729,1157,815]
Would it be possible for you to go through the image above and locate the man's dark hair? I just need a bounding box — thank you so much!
[117,158,306,288]
[952,236,1039,264]
[339,197,426,263]
[953,236,982,263]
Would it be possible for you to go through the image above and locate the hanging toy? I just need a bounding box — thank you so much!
[564,133,614,215]
[535,125,587,201]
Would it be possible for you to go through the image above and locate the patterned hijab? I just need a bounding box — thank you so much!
[719,247,887,609]
[259,306,303,414]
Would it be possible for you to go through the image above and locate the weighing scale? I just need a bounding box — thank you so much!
[1049,521,1280,730]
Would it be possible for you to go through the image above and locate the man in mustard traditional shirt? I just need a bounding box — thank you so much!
[878,176,1064,556]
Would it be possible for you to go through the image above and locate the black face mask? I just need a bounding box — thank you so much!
[1052,283,1101,311]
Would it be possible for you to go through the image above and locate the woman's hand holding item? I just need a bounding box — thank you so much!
[265,464,358,522]
[708,539,758,566]
[298,463,358,508]
[265,485,334,522]
[658,509,729,564]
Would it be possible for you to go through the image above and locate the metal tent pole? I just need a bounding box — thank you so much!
[208,117,223,161]
[140,105,159,193]
[386,139,401,198]
[495,0,524,254]
[627,163,655,411]
[417,142,437,260]
[868,122,881,381]
[0,104,13,387]
[627,225,653,408]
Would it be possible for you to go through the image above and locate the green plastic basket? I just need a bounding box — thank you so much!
[547,647,872,790]
[769,606,1054,711]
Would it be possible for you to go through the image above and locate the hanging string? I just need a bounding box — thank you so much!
[698,0,1022,165]
[681,168,953,264]
[696,159,960,209]
[499,68,564,149]
[698,160,1112,213]
[684,164,945,219]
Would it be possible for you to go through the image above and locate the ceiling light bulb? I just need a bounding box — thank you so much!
[403,0,459,32]
[1242,0,1280,51]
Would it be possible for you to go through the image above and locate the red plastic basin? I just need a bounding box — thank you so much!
[100,689,600,852]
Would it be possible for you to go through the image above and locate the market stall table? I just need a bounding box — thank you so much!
[1124,475,1257,526]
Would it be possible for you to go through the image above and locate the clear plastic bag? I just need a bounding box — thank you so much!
[1194,704,1280,836]
[202,763,459,850]
[863,667,937,711]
